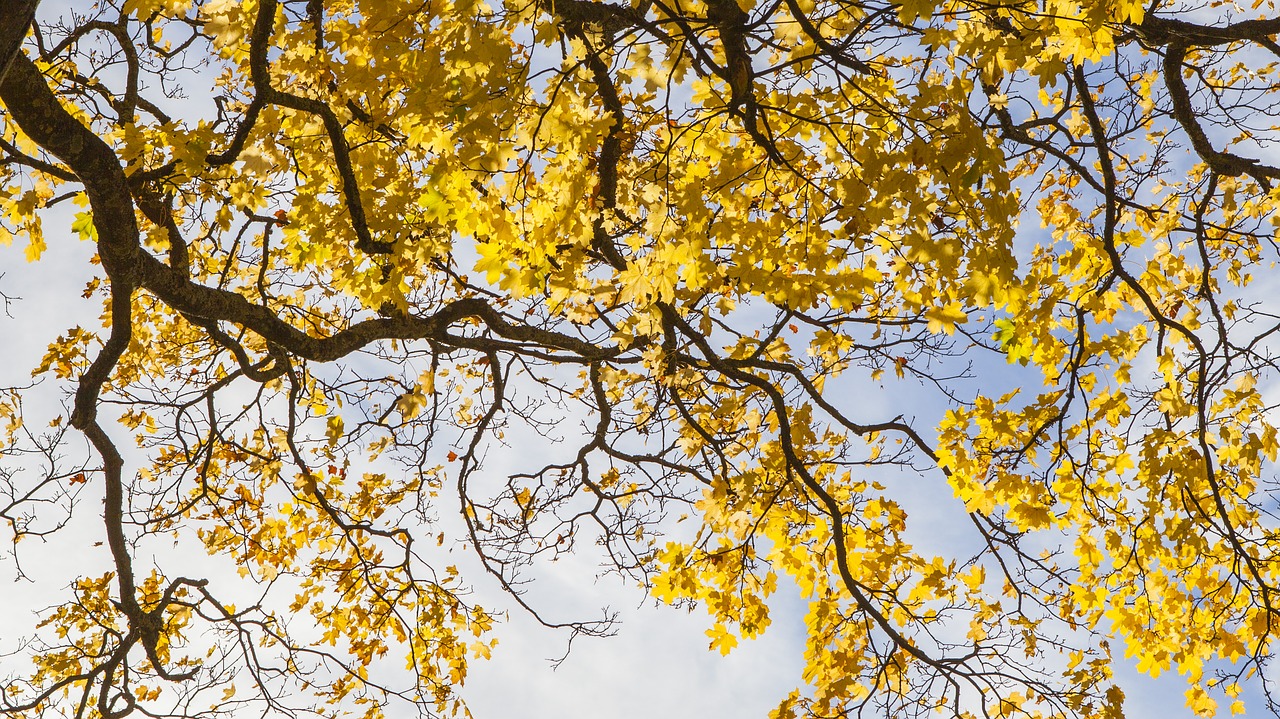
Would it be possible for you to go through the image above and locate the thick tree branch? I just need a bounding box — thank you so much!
[0,0,38,82]
[1162,42,1280,187]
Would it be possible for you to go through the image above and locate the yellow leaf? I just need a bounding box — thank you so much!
[707,624,739,655]
[24,233,45,262]
[925,302,968,335]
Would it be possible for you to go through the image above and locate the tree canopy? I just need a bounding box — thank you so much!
[2,0,1280,716]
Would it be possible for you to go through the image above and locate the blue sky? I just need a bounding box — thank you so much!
[0,2,1263,717]
[0,216,1211,718]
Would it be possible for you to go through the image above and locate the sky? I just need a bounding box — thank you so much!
[0,2,1253,718]
[0,225,1206,719]
[0,221,809,718]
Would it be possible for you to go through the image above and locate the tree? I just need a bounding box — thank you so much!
[1,0,1279,715]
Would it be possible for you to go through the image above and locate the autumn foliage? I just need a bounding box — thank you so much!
[1,0,1280,716]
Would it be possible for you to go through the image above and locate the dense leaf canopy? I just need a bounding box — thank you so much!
[2,0,1280,716]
